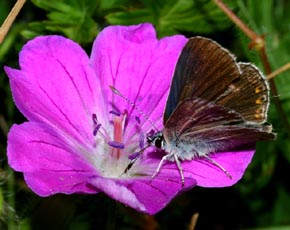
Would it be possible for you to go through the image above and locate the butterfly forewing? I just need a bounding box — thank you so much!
[164,37,241,123]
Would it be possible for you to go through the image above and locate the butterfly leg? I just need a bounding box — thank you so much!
[173,153,185,186]
[152,155,170,179]
[204,156,232,179]
[152,153,185,187]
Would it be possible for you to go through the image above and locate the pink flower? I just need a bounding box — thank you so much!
[5,23,254,214]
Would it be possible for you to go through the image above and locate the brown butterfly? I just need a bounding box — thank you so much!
[145,37,276,185]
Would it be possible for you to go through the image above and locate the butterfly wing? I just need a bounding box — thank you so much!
[214,63,269,123]
[163,97,275,159]
[164,37,269,124]
[164,37,240,122]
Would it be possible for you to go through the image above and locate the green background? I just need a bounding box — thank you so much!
[0,0,290,229]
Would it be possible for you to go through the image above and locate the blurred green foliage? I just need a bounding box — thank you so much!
[23,0,100,43]
[0,0,290,229]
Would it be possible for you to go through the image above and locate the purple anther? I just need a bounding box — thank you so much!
[109,110,121,116]
[128,152,141,160]
[135,116,141,124]
[147,129,155,137]
[108,141,125,149]
[92,113,98,124]
[93,124,101,136]
[139,132,144,149]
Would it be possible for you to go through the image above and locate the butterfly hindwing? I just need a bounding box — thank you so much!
[163,97,275,159]
[214,63,269,123]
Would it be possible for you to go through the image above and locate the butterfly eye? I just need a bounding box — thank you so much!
[153,136,164,149]
[147,132,164,149]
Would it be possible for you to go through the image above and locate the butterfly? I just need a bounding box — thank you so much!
[143,36,276,185]
[117,37,276,185]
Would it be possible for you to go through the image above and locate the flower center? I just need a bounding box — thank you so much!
[92,111,143,178]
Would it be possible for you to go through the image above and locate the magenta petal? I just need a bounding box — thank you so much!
[5,35,102,147]
[182,150,255,187]
[89,176,196,215]
[8,122,98,196]
[91,23,188,131]
[24,171,98,196]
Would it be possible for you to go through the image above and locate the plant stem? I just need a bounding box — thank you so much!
[0,0,26,44]
[267,62,290,80]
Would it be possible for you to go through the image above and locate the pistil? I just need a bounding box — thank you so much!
[109,113,126,159]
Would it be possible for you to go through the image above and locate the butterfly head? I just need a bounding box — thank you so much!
[147,130,165,149]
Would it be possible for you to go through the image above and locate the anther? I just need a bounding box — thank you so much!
[110,110,121,116]
[93,124,101,136]
[128,152,141,160]
[92,113,98,124]
[135,116,141,124]
[108,141,125,149]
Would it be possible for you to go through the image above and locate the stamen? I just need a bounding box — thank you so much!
[128,152,141,160]
[92,113,98,124]
[139,132,144,149]
[108,141,125,149]
[135,116,141,124]
[110,110,121,116]
[147,129,155,137]
[93,124,101,136]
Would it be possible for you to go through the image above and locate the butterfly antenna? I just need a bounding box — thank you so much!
[109,85,158,131]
